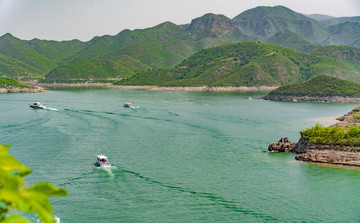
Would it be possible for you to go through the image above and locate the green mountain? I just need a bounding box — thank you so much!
[306,14,335,21]
[1,5,360,84]
[318,16,360,26]
[324,22,360,48]
[264,75,360,98]
[233,6,329,44]
[0,33,87,80]
[264,31,320,52]
[116,43,360,87]
[42,14,251,82]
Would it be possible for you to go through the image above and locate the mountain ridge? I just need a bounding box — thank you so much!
[0,5,360,84]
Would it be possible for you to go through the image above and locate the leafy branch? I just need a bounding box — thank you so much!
[0,145,68,223]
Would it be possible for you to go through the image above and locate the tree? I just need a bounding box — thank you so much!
[0,145,68,223]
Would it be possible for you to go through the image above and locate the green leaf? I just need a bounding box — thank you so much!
[0,145,10,156]
[21,191,54,223]
[28,182,68,197]
[0,167,21,191]
[0,155,30,172]
[0,189,30,211]
[1,214,30,223]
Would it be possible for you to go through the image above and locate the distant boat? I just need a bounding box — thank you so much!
[95,155,110,167]
[123,103,132,108]
[29,102,46,109]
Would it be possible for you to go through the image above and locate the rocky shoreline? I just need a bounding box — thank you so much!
[268,108,360,167]
[263,94,360,103]
[0,86,47,93]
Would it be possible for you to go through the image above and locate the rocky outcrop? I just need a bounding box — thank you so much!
[268,137,297,152]
[293,137,360,166]
[263,95,360,103]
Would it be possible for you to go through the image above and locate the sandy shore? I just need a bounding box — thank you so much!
[37,83,112,87]
[109,85,278,92]
[34,83,279,92]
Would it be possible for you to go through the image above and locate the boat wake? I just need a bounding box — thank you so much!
[97,165,116,177]
[36,215,60,223]
[46,107,60,111]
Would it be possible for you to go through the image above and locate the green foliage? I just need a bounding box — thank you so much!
[301,124,360,147]
[0,78,28,88]
[0,145,68,223]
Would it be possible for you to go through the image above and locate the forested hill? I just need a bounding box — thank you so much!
[263,75,360,102]
[116,43,360,87]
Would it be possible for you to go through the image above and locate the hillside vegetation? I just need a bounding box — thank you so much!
[116,43,360,87]
[301,123,360,147]
[0,34,88,81]
[0,78,28,88]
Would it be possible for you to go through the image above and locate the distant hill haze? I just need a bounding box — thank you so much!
[0,5,359,85]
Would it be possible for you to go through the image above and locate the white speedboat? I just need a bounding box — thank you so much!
[123,103,132,108]
[29,102,46,109]
[95,155,110,167]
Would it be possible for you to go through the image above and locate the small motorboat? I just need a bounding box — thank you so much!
[123,103,132,108]
[95,155,110,167]
[29,102,46,109]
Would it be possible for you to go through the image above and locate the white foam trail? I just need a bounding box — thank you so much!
[55,216,61,223]
[36,216,60,223]
[46,108,59,111]
[99,165,116,177]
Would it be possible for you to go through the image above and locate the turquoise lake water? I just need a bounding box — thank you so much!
[1,88,360,222]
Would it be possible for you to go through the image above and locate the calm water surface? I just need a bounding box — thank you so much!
[1,88,359,222]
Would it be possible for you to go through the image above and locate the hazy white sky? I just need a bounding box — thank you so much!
[0,0,359,41]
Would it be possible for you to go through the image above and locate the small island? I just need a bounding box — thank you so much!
[263,75,360,103]
[269,107,360,167]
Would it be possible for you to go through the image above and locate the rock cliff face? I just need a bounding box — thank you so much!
[293,137,360,166]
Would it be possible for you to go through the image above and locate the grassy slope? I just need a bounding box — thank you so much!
[0,78,28,88]
[117,43,360,87]
[43,55,150,83]
[0,34,87,80]
[264,31,321,52]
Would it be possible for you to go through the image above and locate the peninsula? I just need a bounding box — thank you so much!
[269,107,360,167]
[0,78,45,93]
[263,75,360,103]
